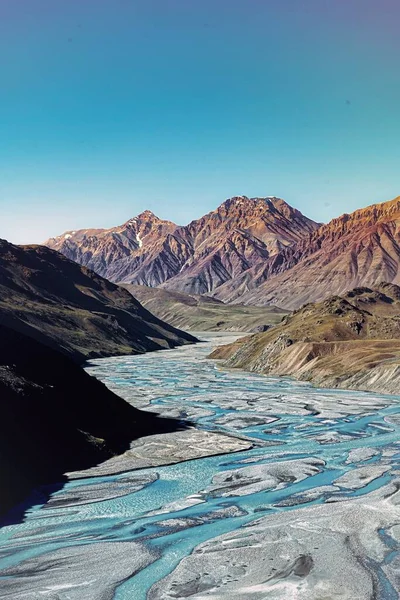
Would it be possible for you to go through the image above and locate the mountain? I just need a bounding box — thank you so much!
[220,196,400,309]
[210,284,400,395]
[0,239,196,517]
[160,196,319,295]
[44,197,319,296]
[44,210,179,288]
[122,284,288,332]
[44,194,400,310]
[0,239,196,363]
[0,324,184,518]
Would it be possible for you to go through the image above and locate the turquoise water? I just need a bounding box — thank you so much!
[1,333,400,598]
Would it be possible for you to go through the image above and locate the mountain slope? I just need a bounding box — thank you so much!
[210,284,400,394]
[0,239,196,517]
[160,197,318,295]
[123,284,288,332]
[44,210,178,286]
[45,197,319,295]
[0,324,183,518]
[225,196,400,309]
[0,239,196,363]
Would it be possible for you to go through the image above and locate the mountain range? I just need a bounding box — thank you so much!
[218,195,400,309]
[45,195,400,310]
[45,197,319,298]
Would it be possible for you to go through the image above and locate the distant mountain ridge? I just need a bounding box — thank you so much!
[45,196,320,295]
[224,195,400,309]
[45,194,400,309]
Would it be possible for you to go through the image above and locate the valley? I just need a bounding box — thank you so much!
[4,2,400,598]
[1,334,400,599]
[4,194,400,599]
[122,284,288,332]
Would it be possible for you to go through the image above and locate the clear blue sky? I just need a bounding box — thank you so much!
[1,0,399,243]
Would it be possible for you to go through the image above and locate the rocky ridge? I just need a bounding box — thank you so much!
[45,197,319,295]
[221,196,400,308]
[45,194,400,309]
[0,239,196,363]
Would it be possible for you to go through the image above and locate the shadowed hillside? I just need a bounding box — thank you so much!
[0,239,196,363]
[0,239,195,519]
[0,325,187,519]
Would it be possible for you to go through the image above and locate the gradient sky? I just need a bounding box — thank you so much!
[1,0,400,243]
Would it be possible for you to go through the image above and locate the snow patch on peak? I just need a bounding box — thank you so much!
[64,234,72,239]
[136,233,143,248]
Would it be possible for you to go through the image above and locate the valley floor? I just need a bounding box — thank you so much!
[1,333,400,599]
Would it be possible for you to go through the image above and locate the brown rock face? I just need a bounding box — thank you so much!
[46,195,400,309]
[44,197,319,295]
[45,210,178,286]
[161,196,318,294]
[210,284,400,395]
[216,196,400,308]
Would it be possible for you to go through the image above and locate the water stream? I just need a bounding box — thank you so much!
[1,333,400,598]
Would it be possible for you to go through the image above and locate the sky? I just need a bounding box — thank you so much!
[1,0,400,243]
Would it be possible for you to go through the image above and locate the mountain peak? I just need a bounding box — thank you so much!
[44,195,318,292]
[221,195,281,208]
[132,209,159,221]
[214,196,318,228]
[219,195,301,214]
[126,209,178,228]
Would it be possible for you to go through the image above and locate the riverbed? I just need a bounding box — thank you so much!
[1,333,400,599]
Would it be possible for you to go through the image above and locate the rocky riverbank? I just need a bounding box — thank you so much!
[210,285,400,395]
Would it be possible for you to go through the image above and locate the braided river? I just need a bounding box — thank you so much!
[1,333,400,599]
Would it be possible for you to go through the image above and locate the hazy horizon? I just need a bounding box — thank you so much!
[1,0,400,244]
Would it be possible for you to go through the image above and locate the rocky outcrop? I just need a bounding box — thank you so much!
[0,239,196,363]
[45,197,319,295]
[210,285,400,395]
